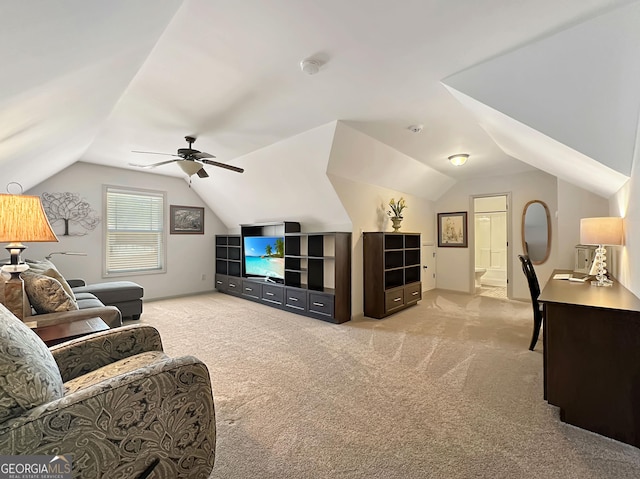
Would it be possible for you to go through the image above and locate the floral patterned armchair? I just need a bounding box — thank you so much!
[0,303,215,478]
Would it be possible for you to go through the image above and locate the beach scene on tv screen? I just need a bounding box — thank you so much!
[244,236,285,279]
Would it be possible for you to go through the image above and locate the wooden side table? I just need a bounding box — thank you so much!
[32,317,109,346]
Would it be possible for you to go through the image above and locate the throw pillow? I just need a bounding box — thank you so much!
[0,302,64,422]
[25,259,76,301]
[22,271,79,314]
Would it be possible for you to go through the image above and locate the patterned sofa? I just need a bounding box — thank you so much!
[0,303,216,478]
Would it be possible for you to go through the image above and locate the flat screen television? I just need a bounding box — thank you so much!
[243,236,285,281]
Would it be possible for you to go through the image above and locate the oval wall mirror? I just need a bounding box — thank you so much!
[521,200,551,265]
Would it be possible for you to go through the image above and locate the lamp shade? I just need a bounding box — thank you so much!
[0,194,58,243]
[580,217,623,246]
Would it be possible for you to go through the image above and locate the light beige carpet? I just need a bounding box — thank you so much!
[135,290,640,479]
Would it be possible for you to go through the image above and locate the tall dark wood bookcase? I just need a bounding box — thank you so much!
[215,221,352,323]
[363,232,421,318]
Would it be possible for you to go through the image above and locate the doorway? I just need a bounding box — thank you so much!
[472,194,510,299]
[422,243,436,292]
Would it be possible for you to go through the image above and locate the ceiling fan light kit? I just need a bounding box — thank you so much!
[178,160,205,177]
[130,136,244,179]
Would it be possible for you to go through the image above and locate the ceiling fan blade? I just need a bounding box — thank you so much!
[132,150,180,157]
[191,151,215,159]
[200,159,244,173]
[129,159,180,168]
[197,168,209,178]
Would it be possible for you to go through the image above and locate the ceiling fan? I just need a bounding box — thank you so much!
[129,136,244,179]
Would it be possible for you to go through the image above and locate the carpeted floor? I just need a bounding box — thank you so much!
[135,290,640,478]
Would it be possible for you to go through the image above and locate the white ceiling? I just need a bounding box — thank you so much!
[1,0,638,200]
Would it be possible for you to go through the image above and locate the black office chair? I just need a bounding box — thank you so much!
[518,254,543,350]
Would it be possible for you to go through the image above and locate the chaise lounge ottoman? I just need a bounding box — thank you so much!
[69,280,144,320]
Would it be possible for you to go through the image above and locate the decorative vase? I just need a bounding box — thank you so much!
[391,217,402,232]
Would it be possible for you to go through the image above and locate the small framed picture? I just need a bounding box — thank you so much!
[170,205,204,234]
[438,212,468,247]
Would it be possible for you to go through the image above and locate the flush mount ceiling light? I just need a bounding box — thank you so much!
[300,58,321,75]
[448,154,469,166]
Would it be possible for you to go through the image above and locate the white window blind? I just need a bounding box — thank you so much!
[105,187,165,275]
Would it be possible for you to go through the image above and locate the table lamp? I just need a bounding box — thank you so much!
[579,216,623,287]
[0,192,58,319]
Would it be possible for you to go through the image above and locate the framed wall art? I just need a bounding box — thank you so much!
[437,212,468,247]
[170,205,204,234]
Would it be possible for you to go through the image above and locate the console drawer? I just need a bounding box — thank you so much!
[261,283,284,305]
[214,274,227,293]
[242,280,260,299]
[404,282,422,305]
[285,287,307,311]
[226,277,242,296]
[385,287,405,313]
[308,292,334,318]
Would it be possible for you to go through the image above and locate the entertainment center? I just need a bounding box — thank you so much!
[215,221,352,323]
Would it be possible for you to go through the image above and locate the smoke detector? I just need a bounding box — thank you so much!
[300,58,321,75]
[408,124,424,133]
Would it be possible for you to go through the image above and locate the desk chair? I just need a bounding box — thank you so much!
[518,254,543,350]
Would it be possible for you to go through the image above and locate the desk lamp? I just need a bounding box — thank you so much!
[579,217,623,287]
[0,191,58,319]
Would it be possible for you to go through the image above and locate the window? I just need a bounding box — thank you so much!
[104,186,166,276]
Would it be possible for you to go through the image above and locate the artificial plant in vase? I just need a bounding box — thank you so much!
[387,197,407,231]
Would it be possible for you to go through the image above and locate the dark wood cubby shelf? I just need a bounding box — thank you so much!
[215,221,351,323]
[363,232,422,319]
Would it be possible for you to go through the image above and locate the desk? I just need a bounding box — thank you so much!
[539,270,640,447]
[33,317,109,346]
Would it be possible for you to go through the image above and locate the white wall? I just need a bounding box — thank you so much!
[191,121,352,232]
[444,2,640,178]
[327,121,455,201]
[25,162,228,300]
[329,175,434,318]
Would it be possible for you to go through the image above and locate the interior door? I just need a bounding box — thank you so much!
[422,243,436,292]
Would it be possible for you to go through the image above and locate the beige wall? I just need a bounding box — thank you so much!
[25,162,227,300]
[556,179,609,270]
[329,174,435,318]
[20,123,633,313]
[611,161,639,297]
[435,170,558,300]
[434,170,617,300]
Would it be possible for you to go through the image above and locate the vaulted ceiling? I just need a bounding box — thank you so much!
[1,0,638,204]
